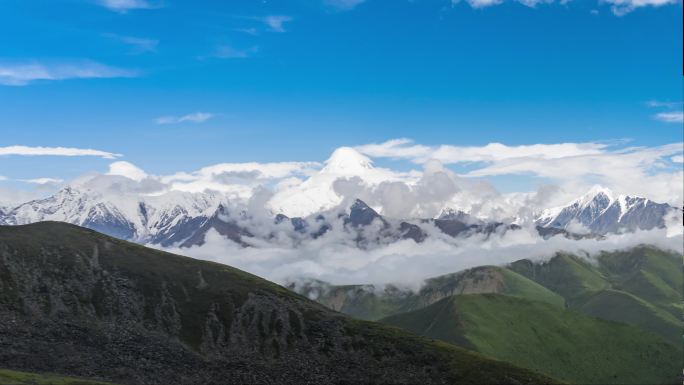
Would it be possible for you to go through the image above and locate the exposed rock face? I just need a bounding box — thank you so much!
[536,187,676,234]
[0,222,552,385]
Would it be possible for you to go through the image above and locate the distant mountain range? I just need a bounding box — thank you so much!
[292,246,683,384]
[0,183,677,248]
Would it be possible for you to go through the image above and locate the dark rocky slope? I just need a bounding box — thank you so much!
[0,222,554,385]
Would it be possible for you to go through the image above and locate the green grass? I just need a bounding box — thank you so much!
[314,265,565,321]
[382,294,681,385]
[509,254,609,305]
[0,369,115,385]
[509,247,683,347]
[579,289,681,346]
[498,268,565,308]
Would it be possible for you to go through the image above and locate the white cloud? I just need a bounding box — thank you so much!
[603,0,680,15]
[155,112,215,125]
[0,61,137,86]
[450,0,680,13]
[646,100,682,108]
[98,0,157,12]
[107,161,148,182]
[356,138,608,164]
[654,111,684,123]
[355,139,683,208]
[105,33,158,53]
[324,0,367,10]
[260,16,293,33]
[0,176,6,181]
[206,45,258,59]
[18,178,64,185]
[170,221,682,290]
[672,155,684,163]
[464,0,504,8]
[0,145,121,159]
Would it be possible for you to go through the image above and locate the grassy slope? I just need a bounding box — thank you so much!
[0,369,115,385]
[579,289,681,346]
[509,247,682,347]
[0,222,556,385]
[323,265,564,321]
[498,268,565,308]
[382,294,681,385]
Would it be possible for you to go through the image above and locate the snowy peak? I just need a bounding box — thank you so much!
[321,147,373,175]
[1,186,223,245]
[573,185,615,209]
[537,186,674,234]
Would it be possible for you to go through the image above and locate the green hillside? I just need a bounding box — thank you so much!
[382,294,681,385]
[0,222,555,385]
[306,265,564,320]
[509,246,682,347]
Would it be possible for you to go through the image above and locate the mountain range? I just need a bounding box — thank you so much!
[293,246,683,384]
[0,183,676,250]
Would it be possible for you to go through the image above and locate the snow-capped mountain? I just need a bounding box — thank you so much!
[536,186,675,234]
[0,178,677,250]
[267,147,418,218]
[0,186,224,245]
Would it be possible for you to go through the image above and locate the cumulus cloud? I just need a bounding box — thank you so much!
[0,61,137,86]
[356,139,684,207]
[654,111,684,123]
[0,145,121,159]
[155,112,215,124]
[107,161,148,182]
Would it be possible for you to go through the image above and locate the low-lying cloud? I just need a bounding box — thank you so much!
[167,217,683,291]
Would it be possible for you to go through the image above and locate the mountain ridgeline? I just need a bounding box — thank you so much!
[298,246,683,384]
[0,222,554,385]
[0,185,677,250]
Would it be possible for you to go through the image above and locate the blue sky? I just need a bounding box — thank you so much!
[0,0,682,196]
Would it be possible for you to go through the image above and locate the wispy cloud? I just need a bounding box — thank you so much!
[654,111,684,123]
[259,16,293,33]
[206,45,258,59]
[0,60,137,86]
[18,178,65,185]
[0,145,121,159]
[324,0,367,10]
[603,0,680,15]
[155,112,215,125]
[450,0,680,14]
[104,33,159,54]
[98,0,159,12]
[464,0,504,8]
[646,100,682,108]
